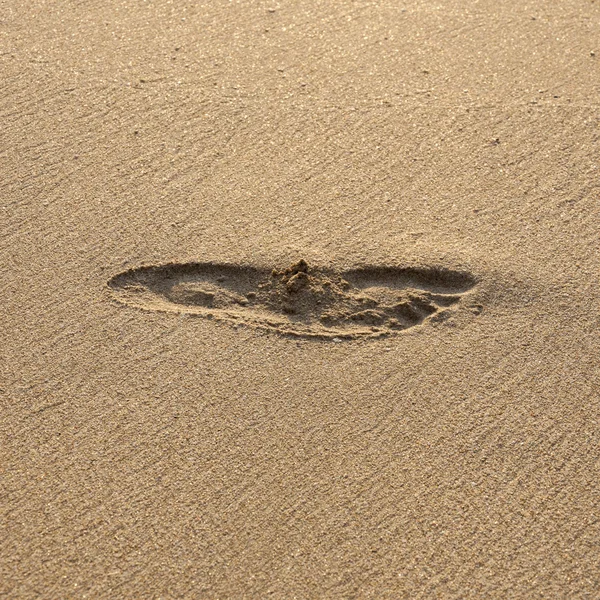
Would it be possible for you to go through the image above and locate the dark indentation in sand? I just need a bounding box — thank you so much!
[108,260,478,339]
[343,266,476,294]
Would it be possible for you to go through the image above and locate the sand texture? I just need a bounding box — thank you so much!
[2,0,600,598]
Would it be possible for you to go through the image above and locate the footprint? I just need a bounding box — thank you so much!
[107,260,478,339]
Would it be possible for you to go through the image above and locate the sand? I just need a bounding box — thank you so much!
[2,0,600,597]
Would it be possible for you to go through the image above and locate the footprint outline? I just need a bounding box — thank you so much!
[107,260,478,339]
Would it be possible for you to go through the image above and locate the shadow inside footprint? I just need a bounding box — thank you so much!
[108,260,478,339]
[343,266,477,294]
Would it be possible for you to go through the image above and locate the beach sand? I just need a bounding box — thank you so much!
[2,0,600,597]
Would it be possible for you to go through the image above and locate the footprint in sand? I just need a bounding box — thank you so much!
[107,260,478,339]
